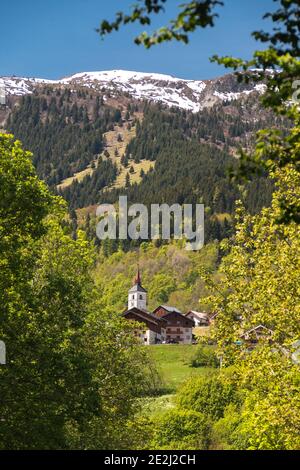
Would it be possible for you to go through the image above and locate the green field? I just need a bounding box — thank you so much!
[148,344,210,392]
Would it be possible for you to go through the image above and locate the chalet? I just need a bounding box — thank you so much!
[240,324,274,349]
[185,310,210,327]
[123,307,167,345]
[153,306,194,344]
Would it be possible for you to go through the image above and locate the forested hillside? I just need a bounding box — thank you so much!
[7,86,124,186]
[98,103,276,214]
[2,76,288,243]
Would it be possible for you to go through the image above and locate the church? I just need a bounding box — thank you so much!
[123,270,194,345]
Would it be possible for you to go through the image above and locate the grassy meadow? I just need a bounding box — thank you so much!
[148,344,210,392]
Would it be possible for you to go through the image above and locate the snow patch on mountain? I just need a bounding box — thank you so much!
[213,83,267,102]
[0,77,56,97]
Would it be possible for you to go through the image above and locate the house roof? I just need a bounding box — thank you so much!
[157,305,182,314]
[186,310,209,320]
[240,324,274,338]
[152,305,194,325]
[123,307,167,325]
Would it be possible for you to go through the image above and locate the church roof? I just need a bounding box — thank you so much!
[128,283,147,293]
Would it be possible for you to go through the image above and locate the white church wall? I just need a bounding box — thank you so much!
[128,291,147,310]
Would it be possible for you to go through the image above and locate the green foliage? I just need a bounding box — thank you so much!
[151,408,211,450]
[207,176,300,354]
[190,345,219,368]
[148,273,176,304]
[211,348,300,450]
[202,12,300,448]
[235,348,300,450]
[0,133,55,243]
[0,134,94,449]
[68,310,162,449]
[158,349,300,450]
[211,403,245,450]
[177,372,239,420]
[199,162,300,450]
[0,134,159,449]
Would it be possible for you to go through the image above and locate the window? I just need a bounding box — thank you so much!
[139,295,143,299]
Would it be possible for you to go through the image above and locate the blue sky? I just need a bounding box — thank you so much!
[1,0,275,80]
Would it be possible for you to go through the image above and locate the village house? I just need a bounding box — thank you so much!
[240,324,274,349]
[185,310,210,327]
[153,306,194,344]
[123,270,195,345]
[123,306,167,345]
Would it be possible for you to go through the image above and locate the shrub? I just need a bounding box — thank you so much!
[151,408,211,450]
[190,345,219,368]
[177,373,239,420]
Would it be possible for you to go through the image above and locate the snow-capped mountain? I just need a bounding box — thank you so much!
[59,70,207,112]
[0,70,266,112]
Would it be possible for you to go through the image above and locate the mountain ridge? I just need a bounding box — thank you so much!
[0,69,266,112]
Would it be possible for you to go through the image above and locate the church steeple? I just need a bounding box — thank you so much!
[128,266,147,311]
[135,266,141,286]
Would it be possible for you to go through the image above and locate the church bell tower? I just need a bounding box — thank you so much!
[128,268,147,311]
